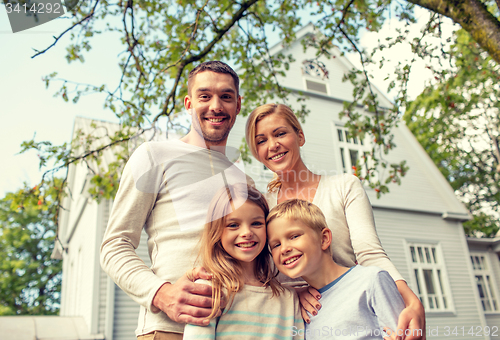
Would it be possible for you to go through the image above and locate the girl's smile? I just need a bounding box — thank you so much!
[221,200,267,266]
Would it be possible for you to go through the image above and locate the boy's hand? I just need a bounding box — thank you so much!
[295,286,322,323]
[152,267,221,326]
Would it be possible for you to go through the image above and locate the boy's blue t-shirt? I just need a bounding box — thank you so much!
[306,265,405,339]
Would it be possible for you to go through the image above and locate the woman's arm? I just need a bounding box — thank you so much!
[342,174,403,280]
[341,175,425,338]
[396,280,426,340]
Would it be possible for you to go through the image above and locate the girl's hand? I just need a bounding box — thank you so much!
[295,286,322,323]
[396,281,426,340]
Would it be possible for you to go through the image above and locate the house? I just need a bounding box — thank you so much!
[466,237,500,330]
[51,23,499,339]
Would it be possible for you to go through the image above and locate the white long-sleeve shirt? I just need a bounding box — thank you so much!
[100,140,251,336]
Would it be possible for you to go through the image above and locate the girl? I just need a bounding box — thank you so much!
[245,103,425,338]
[183,183,304,340]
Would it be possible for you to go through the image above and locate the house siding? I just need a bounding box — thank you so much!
[112,229,151,340]
[374,209,485,339]
[484,250,500,328]
[98,200,111,335]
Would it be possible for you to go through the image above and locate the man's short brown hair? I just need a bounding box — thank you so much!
[187,61,240,96]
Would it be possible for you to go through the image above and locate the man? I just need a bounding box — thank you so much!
[101,61,249,340]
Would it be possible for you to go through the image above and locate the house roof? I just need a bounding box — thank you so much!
[0,316,103,340]
[467,236,500,253]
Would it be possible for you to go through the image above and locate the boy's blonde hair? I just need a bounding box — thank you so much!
[200,183,283,318]
[267,199,331,254]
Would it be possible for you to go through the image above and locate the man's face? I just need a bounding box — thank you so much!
[184,71,241,146]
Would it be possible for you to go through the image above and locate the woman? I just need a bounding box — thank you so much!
[245,103,425,339]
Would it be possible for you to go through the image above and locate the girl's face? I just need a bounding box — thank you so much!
[220,200,267,265]
[254,114,305,173]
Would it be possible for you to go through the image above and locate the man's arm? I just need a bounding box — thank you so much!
[100,143,166,311]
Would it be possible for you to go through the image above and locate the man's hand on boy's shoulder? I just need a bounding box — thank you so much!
[294,286,322,324]
[152,267,219,326]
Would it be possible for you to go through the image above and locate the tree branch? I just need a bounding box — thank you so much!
[152,0,260,122]
[407,0,500,64]
[31,0,100,58]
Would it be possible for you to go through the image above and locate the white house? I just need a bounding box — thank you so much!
[48,23,500,339]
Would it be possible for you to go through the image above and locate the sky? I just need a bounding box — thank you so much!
[0,6,122,195]
[0,5,456,197]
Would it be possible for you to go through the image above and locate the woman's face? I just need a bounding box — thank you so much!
[254,114,305,173]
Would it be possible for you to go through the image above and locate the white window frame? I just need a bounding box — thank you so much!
[333,123,374,180]
[470,252,499,313]
[406,242,454,312]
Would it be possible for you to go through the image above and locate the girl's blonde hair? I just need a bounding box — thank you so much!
[245,103,304,193]
[200,183,283,318]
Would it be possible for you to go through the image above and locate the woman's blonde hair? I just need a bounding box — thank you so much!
[200,183,283,318]
[245,103,304,193]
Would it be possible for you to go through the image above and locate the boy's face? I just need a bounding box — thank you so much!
[267,217,324,279]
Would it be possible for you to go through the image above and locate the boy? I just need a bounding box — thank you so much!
[267,199,405,339]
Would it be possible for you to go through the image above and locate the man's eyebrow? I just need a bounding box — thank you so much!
[195,87,236,94]
[255,126,287,138]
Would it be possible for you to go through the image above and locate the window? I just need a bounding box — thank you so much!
[336,126,372,178]
[302,59,329,95]
[408,243,452,311]
[470,253,499,312]
[305,79,328,94]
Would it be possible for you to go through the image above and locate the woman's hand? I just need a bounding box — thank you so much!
[294,286,322,324]
[396,281,426,340]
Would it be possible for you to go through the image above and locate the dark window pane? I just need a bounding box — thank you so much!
[418,247,424,263]
[345,131,351,143]
[349,150,358,169]
[424,269,435,294]
[414,269,421,294]
[410,246,417,263]
[432,247,437,263]
[340,148,346,172]
[425,248,432,263]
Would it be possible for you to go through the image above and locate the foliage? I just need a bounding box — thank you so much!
[0,179,63,315]
[405,29,500,237]
[8,1,500,224]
